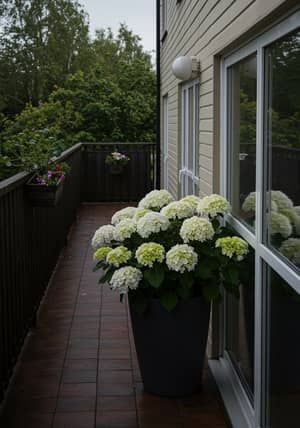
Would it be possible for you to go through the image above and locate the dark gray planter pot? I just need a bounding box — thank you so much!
[129,296,211,397]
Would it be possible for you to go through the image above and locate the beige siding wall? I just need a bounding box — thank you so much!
[160,0,295,199]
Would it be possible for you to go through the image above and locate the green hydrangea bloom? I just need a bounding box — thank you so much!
[135,242,165,267]
[106,246,132,267]
[215,237,249,261]
[93,247,112,262]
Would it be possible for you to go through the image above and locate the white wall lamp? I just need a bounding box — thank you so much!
[171,56,200,81]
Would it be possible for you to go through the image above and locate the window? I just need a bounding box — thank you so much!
[219,11,300,428]
[163,94,169,190]
[180,81,200,197]
[161,0,168,36]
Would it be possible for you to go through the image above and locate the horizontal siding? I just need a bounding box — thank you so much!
[161,0,288,197]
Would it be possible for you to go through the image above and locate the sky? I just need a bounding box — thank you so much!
[81,0,156,55]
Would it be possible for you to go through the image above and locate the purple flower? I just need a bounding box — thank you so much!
[60,174,65,182]
[47,170,53,179]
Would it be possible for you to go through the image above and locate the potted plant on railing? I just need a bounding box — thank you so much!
[105,150,130,175]
[92,190,249,397]
[0,128,70,206]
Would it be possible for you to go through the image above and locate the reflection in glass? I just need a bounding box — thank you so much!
[226,249,255,397]
[267,268,300,428]
[228,55,257,230]
[265,29,300,271]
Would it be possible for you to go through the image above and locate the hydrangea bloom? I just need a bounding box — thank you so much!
[279,208,300,232]
[92,225,116,250]
[270,191,293,210]
[180,195,201,211]
[242,192,278,212]
[137,212,170,238]
[279,238,300,265]
[242,192,256,212]
[270,212,292,238]
[197,194,231,218]
[180,216,214,243]
[138,189,174,210]
[166,244,198,273]
[93,247,112,262]
[106,246,132,267]
[294,206,300,217]
[215,237,249,261]
[135,243,165,267]
[111,207,137,225]
[134,208,152,221]
[114,219,137,242]
[161,201,194,220]
[109,266,142,294]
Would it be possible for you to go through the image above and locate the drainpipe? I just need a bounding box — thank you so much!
[155,0,161,189]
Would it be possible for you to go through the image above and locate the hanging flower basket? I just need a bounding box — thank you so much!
[108,164,126,175]
[105,150,130,175]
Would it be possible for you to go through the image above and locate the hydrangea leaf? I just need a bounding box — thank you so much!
[160,291,178,311]
[143,264,165,288]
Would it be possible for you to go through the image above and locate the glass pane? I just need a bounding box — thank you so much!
[188,86,194,171]
[265,29,300,272]
[194,84,199,177]
[267,268,300,428]
[226,248,255,397]
[228,55,257,230]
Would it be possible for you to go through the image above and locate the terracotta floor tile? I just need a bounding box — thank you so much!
[96,410,137,428]
[98,396,136,411]
[56,396,96,412]
[53,412,95,428]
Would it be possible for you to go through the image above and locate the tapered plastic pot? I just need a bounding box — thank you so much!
[129,296,210,397]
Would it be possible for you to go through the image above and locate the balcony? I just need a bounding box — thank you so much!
[0,143,230,427]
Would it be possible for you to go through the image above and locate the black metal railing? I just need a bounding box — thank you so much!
[0,142,155,403]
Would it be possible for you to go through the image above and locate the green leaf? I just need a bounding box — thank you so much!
[195,263,213,280]
[224,265,239,285]
[202,282,221,301]
[176,285,192,300]
[98,269,114,284]
[92,261,105,272]
[179,272,194,289]
[144,264,165,288]
[160,291,178,312]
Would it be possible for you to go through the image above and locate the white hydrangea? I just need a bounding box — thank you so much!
[180,216,214,243]
[160,201,194,220]
[270,212,292,238]
[92,225,116,250]
[138,189,174,210]
[133,208,152,221]
[114,219,137,242]
[166,244,198,273]
[294,206,300,217]
[111,207,137,225]
[242,192,278,212]
[279,238,300,265]
[106,246,132,267]
[197,194,231,218]
[137,212,170,238]
[135,242,165,267]
[180,195,201,211]
[109,266,142,294]
[270,191,293,210]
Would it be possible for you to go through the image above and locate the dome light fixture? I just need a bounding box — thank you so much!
[171,56,200,81]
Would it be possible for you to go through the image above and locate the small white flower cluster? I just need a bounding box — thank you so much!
[197,194,231,218]
[180,216,214,243]
[270,191,293,211]
[111,207,137,225]
[280,238,300,265]
[114,219,137,241]
[138,189,174,210]
[92,225,115,250]
[134,208,151,221]
[166,244,198,273]
[135,242,165,267]
[109,266,142,294]
[106,246,132,267]
[137,212,170,238]
[161,201,194,220]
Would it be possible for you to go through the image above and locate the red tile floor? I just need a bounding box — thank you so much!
[0,204,231,428]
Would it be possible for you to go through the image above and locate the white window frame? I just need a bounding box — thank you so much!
[180,80,200,197]
[163,94,169,190]
[213,9,300,428]
[161,0,168,36]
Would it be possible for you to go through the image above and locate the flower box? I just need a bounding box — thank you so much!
[25,175,64,207]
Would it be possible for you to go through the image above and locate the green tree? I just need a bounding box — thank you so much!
[0,0,92,115]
